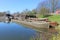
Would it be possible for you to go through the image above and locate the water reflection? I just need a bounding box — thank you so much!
[31,28,59,40]
[0,22,36,40]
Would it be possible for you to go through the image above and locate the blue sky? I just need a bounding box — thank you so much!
[0,0,44,13]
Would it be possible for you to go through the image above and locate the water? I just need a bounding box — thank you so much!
[0,22,36,40]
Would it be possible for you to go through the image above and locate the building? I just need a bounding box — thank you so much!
[55,9,60,14]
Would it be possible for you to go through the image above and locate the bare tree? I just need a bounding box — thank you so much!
[37,0,60,13]
[49,0,59,13]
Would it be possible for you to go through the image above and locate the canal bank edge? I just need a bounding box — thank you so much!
[12,20,50,32]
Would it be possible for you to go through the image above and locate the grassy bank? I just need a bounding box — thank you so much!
[38,14,60,23]
[37,14,60,40]
[47,15,60,23]
[38,14,60,31]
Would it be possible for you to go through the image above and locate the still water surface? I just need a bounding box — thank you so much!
[0,22,36,40]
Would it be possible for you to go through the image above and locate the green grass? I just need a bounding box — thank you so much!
[38,14,60,23]
[47,15,60,23]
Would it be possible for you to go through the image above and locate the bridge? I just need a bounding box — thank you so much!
[0,14,13,22]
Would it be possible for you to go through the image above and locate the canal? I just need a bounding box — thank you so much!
[0,22,36,40]
[0,22,59,40]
